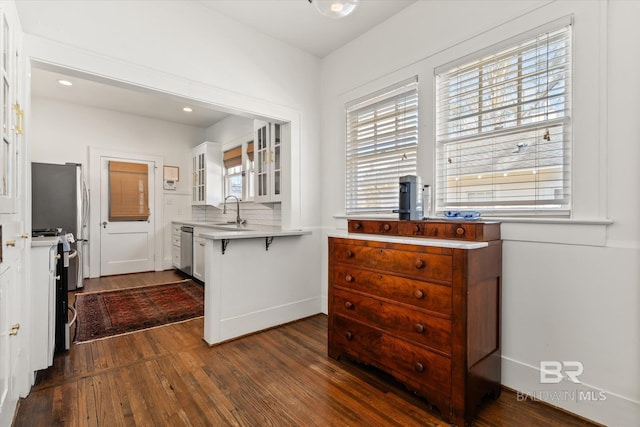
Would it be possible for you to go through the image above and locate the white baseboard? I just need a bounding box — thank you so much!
[216,297,322,343]
[502,356,640,426]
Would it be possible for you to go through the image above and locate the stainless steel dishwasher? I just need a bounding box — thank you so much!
[179,225,193,276]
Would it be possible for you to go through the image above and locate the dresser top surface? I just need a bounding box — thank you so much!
[328,230,489,249]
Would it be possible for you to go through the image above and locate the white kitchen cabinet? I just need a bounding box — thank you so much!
[171,223,181,269]
[0,260,15,424]
[29,238,58,377]
[253,121,283,203]
[0,3,27,425]
[193,234,205,283]
[0,220,26,426]
[191,142,222,206]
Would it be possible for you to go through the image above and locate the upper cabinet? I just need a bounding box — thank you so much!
[191,142,222,206]
[0,5,22,214]
[254,120,283,203]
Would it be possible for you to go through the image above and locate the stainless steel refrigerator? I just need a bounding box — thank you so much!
[32,162,88,290]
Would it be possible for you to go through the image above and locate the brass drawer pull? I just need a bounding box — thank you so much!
[382,223,391,231]
[5,239,16,247]
[414,289,425,299]
[344,301,354,310]
[456,227,465,236]
[414,259,425,269]
[55,275,61,280]
[345,274,353,283]
[414,323,425,334]
[9,323,20,336]
[345,331,353,341]
[414,362,425,373]
[353,222,362,230]
[345,250,354,258]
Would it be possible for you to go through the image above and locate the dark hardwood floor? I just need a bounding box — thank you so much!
[14,271,599,426]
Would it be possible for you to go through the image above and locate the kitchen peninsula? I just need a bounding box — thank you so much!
[173,221,314,345]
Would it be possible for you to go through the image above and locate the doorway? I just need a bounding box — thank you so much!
[89,148,164,278]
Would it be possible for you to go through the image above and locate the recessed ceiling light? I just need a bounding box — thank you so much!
[57,79,73,86]
[183,107,193,113]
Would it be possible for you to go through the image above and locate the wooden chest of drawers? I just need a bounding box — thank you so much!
[328,220,502,426]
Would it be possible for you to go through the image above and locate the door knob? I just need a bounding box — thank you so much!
[102,221,107,228]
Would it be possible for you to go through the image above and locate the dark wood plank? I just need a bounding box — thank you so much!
[14,270,600,427]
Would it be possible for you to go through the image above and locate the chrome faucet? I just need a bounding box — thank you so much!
[223,195,245,225]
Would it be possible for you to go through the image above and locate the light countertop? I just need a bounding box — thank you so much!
[328,230,488,249]
[31,236,60,248]
[172,220,310,240]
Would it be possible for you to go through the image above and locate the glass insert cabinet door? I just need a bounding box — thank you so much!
[0,9,20,214]
[273,123,281,198]
[253,120,283,203]
[1,15,9,199]
[192,152,205,203]
[256,122,268,200]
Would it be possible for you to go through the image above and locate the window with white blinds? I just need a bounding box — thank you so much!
[346,77,418,214]
[435,24,571,215]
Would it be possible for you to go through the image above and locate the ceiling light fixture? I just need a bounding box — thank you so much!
[308,0,359,19]
[57,79,73,86]
[183,107,193,113]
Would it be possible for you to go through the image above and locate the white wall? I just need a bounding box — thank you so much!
[30,96,206,269]
[206,115,254,146]
[319,0,639,425]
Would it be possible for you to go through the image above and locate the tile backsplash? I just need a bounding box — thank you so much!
[192,202,281,227]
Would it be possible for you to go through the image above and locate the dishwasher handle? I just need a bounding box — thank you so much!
[180,226,194,233]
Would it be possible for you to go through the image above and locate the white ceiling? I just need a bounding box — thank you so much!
[31,67,232,128]
[199,0,417,58]
[27,0,417,128]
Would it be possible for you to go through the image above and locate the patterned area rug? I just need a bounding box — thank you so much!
[74,279,204,343]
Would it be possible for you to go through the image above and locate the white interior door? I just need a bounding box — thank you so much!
[100,157,155,276]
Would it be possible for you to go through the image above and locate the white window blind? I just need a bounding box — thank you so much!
[435,24,571,215]
[346,77,418,214]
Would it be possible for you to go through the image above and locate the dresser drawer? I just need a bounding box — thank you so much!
[397,221,476,240]
[333,289,452,355]
[381,334,452,397]
[172,223,182,236]
[172,235,181,247]
[330,314,383,365]
[172,246,181,267]
[330,314,452,397]
[332,265,451,316]
[348,219,398,235]
[332,242,452,283]
[349,219,500,241]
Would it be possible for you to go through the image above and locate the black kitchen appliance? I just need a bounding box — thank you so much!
[179,225,193,276]
[394,175,423,220]
[55,238,71,352]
